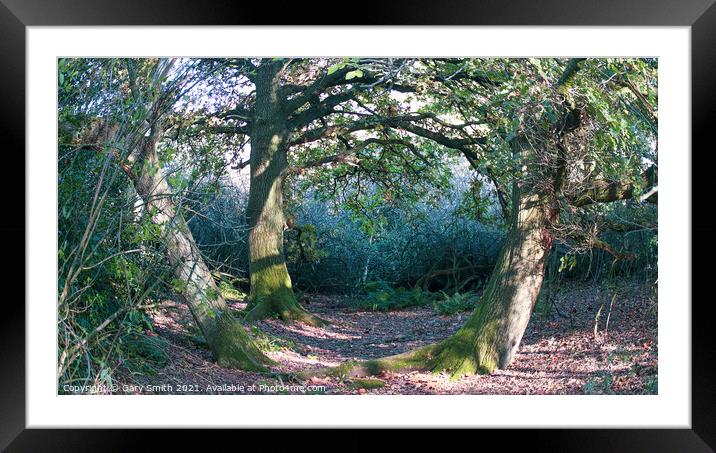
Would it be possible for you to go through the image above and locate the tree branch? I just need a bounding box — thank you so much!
[556,58,587,88]
[571,165,658,207]
[287,88,361,129]
[283,59,415,116]
[591,237,636,261]
[283,63,366,115]
[289,137,414,172]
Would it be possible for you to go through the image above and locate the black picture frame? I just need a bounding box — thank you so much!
[1,0,713,450]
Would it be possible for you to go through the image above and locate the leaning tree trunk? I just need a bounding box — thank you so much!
[319,177,557,380]
[242,62,324,326]
[423,183,556,375]
[127,133,272,371]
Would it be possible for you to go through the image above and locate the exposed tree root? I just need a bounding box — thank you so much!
[300,345,435,380]
[243,298,328,327]
[244,263,328,326]
[210,314,276,371]
[299,330,498,381]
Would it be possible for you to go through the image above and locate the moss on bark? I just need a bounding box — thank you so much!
[244,294,327,326]
[126,128,275,372]
[243,260,327,326]
[307,324,499,381]
[314,345,437,380]
[303,178,553,380]
[244,62,326,327]
[207,313,276,370]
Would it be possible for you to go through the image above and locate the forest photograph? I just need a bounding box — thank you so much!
[57,57,658,396]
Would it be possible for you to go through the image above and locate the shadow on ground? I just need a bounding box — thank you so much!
[122,280,657,395]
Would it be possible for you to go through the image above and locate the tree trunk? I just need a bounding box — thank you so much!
[130,136,272,371]
[320,178,557,380]
[424,183,556,375]
[243,62,324,326]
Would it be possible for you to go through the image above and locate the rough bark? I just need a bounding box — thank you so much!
[308,135,557,379]
[571,165,658,207]
[243,62,325,326]
[424,184,555,375]
[134,148,271,369]
[85,121,272,371]
[308,181,555,380]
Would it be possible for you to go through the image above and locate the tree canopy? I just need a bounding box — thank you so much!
[58,57,657,393]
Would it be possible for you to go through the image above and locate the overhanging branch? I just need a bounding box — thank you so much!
[570,165,658,207]
[288,137,416,173]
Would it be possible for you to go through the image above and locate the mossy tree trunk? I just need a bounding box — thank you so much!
[320,140,558,379]
[242,62,324,326]
[315,181,557,380]
[423,180,557,376]
[127,131,272,371]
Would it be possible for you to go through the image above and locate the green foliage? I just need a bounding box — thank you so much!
[348,378,386,390]
[345,69,364,80]
[57,58,226,390]
[356,281,433,312]
[249,326,297,353]
[188,171,505,295]
[433,291,479,315]
[120,334,170,376]
[190,172,654,299]
[218,280,245,301]
[58,135,174,389]
[584,373,614,395]
[284,178,503,293]
[326,58,356,75]
[454,177,501,224]
[285,223,328,265]
[559,255,577,273]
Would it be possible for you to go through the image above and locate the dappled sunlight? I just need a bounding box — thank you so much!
[133,281,657,395]
[260,318,361,341]
[58,57,657,395]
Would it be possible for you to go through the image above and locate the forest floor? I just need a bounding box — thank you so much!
[124,280,658,395]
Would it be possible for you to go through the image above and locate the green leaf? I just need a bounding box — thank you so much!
[171,278,187,293]
[345,69,363,80]
[327,63,347,75]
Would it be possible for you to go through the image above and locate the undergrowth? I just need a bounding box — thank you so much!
[355,281,433,312]
[218,280,246,301]
[432,291,479,315]
[353,281,478,315]
[348,378,386,390]
[121,334,170,376]
[250,326,297,353]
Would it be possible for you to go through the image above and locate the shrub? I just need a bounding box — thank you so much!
[433,291,479,315]
[190,174,656,298]
[250,326,297,353]
[286,187,504,294]
[218,279,246,301]
[58,139,176,390]
[355,281,434,312]
[120,334,170,376]
[188,185,250,278]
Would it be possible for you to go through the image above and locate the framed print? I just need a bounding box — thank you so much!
[2,0,714,450]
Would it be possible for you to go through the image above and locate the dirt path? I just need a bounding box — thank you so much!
[122,281,657,395]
